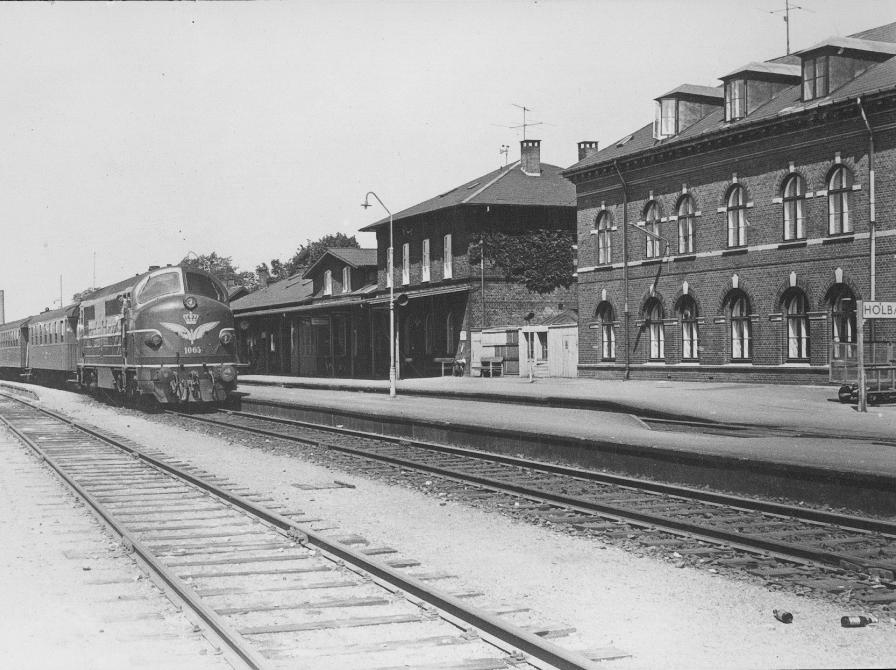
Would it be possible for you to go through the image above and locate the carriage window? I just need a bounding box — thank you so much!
[185,271,227,302]
[137,271,183,304]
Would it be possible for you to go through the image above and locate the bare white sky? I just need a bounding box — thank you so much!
[1,0,893,320]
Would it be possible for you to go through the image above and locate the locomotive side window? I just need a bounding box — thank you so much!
[136,271,183,304]
[185,271,227,303]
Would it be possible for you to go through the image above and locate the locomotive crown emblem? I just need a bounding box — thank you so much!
[160,320,220,345]
[182,311,200,325]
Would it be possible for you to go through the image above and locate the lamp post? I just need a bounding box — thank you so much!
[362,192,397,398]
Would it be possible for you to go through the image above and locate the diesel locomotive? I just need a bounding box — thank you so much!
[0,265,239,405]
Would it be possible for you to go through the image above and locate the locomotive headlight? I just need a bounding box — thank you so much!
[183,296,198,310]
[220,365,237,383]
[219,330,234,346]
[145,333,163,348]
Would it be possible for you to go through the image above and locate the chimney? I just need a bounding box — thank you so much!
[578,141,599,161]
[0,290,4,324]
[520,139,541,176]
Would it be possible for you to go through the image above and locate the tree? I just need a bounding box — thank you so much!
[283,233,360,276]
[468,228,575,295]
[181,252,260,292]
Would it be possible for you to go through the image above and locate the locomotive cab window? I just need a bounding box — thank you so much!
[135,270,183,304]
[185,271,227,303]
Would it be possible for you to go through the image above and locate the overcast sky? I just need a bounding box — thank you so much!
[1,0,893,320]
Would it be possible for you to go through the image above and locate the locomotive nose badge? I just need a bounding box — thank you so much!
[183,296,198,310]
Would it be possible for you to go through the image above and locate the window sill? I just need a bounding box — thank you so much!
[783,361,811,366]
[722,248,748,257]
[822,235,854,245]
[726,360,752,365]
[673,254,696,263]
[778,240,807,250]
[642,259,665,266]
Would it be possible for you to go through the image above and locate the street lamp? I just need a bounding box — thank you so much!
[362,192,397,398]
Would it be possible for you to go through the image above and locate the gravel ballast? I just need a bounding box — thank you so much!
[9,385,896,669]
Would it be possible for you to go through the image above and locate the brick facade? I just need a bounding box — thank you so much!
[568,76,896,384]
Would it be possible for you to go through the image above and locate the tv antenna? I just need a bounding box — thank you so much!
[768,0,811,55]
[493,104,548,140]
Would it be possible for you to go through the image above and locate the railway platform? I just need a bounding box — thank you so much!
[236,375,896,514]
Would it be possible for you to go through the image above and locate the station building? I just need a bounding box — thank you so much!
[565,21,896,384]
[360,139,577,378]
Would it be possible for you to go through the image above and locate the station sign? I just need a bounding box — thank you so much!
[861,301,896,319]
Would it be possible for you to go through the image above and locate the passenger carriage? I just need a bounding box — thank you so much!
[26,306,79,386]
[0,317,30,380]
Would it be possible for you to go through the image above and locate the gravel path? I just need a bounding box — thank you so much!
[15,385,896,669]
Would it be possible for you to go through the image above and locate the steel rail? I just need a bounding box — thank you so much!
[0,408,270,670]
[0,393,598,670]
[196,408,896,536]
[173,409,896,577]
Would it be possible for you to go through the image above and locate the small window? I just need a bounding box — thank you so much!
[596,302,616,361]
[802,55,829,100]
[782,174,806,240]
[784,290,810,361]
[830,287,856,360]
[136,270,183,304]
[402,242,410,285]
[422,238,431,282]
[643,202,661,259]
[676,195,695,254]
[828,166,853,235]
[729,293,752,361]
[342,266,351,293]
[654,98,678,139]
[324,269,333,296]
[724,79,746,121]
[596,212,612,265]
[443,234,453,279]
[679,296,699,360]
[645,299,664,360]
[726,185,747,248]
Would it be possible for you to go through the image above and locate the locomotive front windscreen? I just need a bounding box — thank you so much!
[185,271,227,303]
[136,271,183,304]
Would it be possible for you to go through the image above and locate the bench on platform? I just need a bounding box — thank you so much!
[480,356,504,377]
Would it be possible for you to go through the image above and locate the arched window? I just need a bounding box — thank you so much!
[729,292,752,360]
[596,211,612,265]
[678,296,699,360]
[726,185,747,248]
[676,195,695,254]
[782,174,806,240]
[784,290,810,361]
[828,166,853,235]
[643,202,661,259]
[596,302,616,361]
[645,299,664,360]
[829,285,856,360]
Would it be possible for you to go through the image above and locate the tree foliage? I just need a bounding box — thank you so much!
[285,233,360,276]
[468,228,575,294]
[72,287,99,302]
[181,252,260,291]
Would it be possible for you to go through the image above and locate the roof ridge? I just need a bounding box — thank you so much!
[462,160,521,203]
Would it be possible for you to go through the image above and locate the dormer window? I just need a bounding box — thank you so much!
[797,37,896,102]
[721,63,801,122]
[724,80,746,121]
[652,85,723,140]
[802,55,829,100]
[654,99,678,139]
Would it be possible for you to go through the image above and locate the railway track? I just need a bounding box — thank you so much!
[169,407,896,613]
[0,392,607,670]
